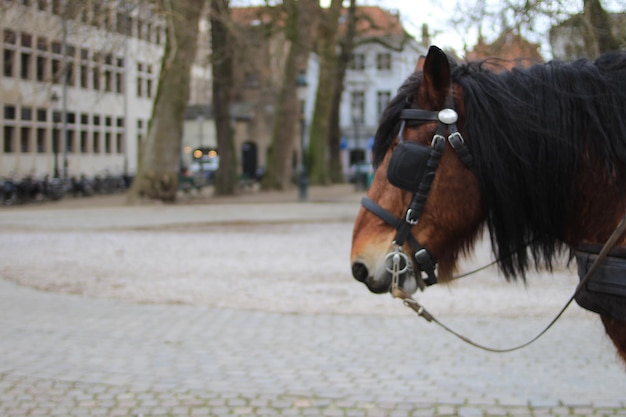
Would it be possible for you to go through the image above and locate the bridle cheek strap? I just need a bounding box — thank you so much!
[361,196,438,288]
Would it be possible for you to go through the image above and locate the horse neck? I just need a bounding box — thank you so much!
[566,162,626,247]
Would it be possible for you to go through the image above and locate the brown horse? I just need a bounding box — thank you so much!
[351,45,626,364]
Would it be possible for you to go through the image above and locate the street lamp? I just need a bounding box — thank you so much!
[296,70,308,202]
[51,92,60,178]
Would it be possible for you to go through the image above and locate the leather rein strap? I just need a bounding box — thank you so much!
[399,210,626,354]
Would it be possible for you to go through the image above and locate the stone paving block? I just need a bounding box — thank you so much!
[458,406,485,417]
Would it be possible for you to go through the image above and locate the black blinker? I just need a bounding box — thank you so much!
[387,141,432,193]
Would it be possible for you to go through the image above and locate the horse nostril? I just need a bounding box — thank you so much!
[351,262,369,282]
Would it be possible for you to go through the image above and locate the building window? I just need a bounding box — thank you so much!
[92,66,100,90]
[36,55,47,81]
[115,72,123,93]
[50,40,64,84]
[80,48,89,88]
[66,130,74,153]
[351,91,365,123]
[93,131,100,153]
[20,51,32,79]
[104,69,112,91]
[80,64,88,88]
[4,105,16,120]
[3,30,16,77]
[20,127,31,152]
[136,72,143,97]
[136,62,153,98]
[105,132,111,153]
[350,53,365,71]
[51,58,61,83]
[52,110,61,124]
[36,36,47,81]
[3,49,15,77]
[36,128,46,153]
[92,53,101,90]
[66,60,75,86]
[376,53,391,71]
[36,108,47,122]
[51,0,61,15]
[3,126,15,153]
[3,30,16,45]
[116,133,123,154]
[376,91,391,120]
[80,131,88,153]
[52,128,60,152]
[115,57,124,94]
[103,53,113,92]
[116,12,129,35]
[21,107,32,121]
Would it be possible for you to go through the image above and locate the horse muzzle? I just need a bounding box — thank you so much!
[351,246,419,295]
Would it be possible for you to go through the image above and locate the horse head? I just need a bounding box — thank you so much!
[351,46,484,296]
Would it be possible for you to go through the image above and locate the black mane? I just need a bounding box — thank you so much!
[374,52,626,279]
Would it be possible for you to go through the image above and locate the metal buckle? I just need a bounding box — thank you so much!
[447,132,465,150]
[405,209,418,225]
[431,134,445,146]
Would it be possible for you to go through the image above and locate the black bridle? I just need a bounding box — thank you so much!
[361,93,474,292]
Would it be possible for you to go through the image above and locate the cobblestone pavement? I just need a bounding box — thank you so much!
[1,186,625,416]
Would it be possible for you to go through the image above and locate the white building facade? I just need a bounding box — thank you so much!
[0,1,164,179]
[340,32,426,176]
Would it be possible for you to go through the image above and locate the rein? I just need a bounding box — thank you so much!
[397,214,626,353]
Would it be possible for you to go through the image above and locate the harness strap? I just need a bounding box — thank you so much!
[361,196,402,229]
[361,196,438,287]
[399,109,439,121]
[399,214,626,353]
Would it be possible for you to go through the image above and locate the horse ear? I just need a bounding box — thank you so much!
[421,46,451,101]
[415,55,426,72]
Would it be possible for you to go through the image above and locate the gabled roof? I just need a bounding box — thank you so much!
[466,29,543,70]
[231,6,280,27]
[231,5,408,39]
[351,6,406,38]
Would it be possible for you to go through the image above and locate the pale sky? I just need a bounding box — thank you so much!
[233,0,626,59]
[350,0,625,58]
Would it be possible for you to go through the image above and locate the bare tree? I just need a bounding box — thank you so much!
[261,0,319,191]
[306,0,343,185]
[211,0,237,195]
[327,0,357,184]
[127,0,203,203]
[581,0,621,55]
[452,0,623,58]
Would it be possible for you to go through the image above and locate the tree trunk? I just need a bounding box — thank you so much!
[328,0,357,184]
[211,0,237,195]
[262,0,319,190]
[582,0,620,56]
[127,0,202,203]
[306,0,342,185]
